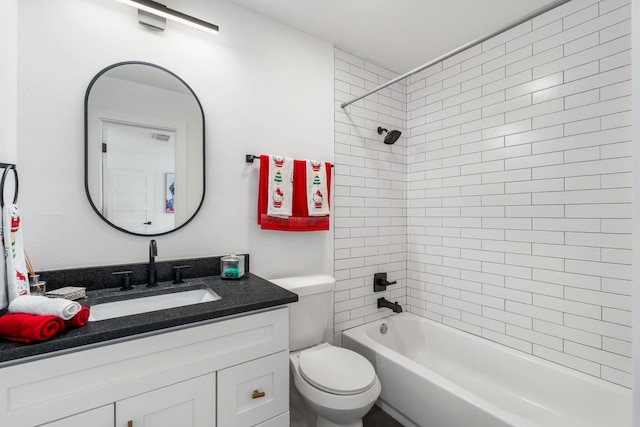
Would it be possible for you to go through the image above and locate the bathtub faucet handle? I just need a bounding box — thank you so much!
[374,273,397,292]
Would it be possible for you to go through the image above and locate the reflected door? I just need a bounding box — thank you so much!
[106,169,153,234]
[101,120,176,234]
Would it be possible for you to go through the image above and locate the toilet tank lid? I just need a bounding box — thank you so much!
[270,274,335,297]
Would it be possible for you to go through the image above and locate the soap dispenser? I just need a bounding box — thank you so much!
[221,254,245,279]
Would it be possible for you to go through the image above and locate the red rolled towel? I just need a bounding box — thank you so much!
[65,307,90,328]
[0,313,65,343]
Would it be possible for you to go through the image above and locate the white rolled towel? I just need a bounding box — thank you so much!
[8,295,81,320]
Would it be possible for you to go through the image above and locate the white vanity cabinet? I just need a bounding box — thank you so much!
[39,375,217,427]
[0,307,290,427]
[38,405,114,427]
[116,373,216,427]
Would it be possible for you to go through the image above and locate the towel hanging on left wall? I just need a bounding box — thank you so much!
[0,212,6,309]
[2,203,29,302]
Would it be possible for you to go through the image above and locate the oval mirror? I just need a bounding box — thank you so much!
[84,62,205,236]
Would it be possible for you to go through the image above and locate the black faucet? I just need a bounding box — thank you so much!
[378,297,402,313]
[147,239,158,287]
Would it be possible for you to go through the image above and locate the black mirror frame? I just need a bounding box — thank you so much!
[84,61,205,236]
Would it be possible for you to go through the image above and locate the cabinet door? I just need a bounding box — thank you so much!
[116,373,216,427]
[217,351,288,427]
[38,405,114,427]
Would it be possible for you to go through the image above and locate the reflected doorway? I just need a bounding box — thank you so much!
[101,121,176,234]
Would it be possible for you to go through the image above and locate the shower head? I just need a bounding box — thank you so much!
[377,127,402,145]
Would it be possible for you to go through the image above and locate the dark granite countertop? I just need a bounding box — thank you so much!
[0,273,297,366]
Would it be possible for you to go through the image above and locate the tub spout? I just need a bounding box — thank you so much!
[378,297,402,313]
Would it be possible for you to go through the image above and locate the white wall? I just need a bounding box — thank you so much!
[16,0,334,278]
[405,0,632,388]
[0,0,17,163]
[333,49,407,344]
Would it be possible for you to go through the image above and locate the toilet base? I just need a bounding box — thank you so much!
[290,369,370,427]
[290,375,317,427]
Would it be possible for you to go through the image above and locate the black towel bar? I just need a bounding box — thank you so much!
[0,163,18,208]
[245,154,333,167]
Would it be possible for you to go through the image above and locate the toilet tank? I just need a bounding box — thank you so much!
[270,274,335,352]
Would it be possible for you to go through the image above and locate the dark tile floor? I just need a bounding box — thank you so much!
[363,405,404,427]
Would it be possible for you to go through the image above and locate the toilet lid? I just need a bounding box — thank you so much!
[299,346,377,395]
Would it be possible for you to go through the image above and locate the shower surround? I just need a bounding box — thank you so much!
[335,0,632,389]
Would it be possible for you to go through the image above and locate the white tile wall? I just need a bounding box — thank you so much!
[334,0,632,388]
[333,49,407,344]
[405,0,632,387]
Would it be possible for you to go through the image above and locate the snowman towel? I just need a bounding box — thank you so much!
[266,155,294,218]
[3,204,29,303]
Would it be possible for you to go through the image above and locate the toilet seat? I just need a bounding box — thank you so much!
[298,345,376,396]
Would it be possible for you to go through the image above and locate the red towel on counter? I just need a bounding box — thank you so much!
[258,155,332,231]
[64,307,90,328]
[0,313,65,343]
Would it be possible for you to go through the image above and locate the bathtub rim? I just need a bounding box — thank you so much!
[343,312,630,395]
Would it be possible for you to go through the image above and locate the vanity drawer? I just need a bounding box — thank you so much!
[217,350,289,427]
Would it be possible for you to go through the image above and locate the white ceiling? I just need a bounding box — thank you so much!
[227,0,562,74]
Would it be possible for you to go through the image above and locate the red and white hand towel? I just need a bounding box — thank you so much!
[306,160,330,216]
[0,207,6,310]
[258,157,332,232]
[2,204,29,303]
[266,155,294,218]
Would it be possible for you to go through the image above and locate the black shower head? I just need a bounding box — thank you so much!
[377,126,402,145]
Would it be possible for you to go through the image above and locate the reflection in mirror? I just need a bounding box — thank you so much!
[85,62,205,236]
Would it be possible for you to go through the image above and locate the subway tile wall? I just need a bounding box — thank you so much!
[405,0,632,387]
[334,0,632,388]
[333,49,408,344]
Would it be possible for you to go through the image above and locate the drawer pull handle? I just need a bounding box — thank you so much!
[252,389,266,399]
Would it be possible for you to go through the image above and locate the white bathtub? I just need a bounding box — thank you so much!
[342,313,631,427]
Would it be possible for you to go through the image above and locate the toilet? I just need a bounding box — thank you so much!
[271,275,381,427]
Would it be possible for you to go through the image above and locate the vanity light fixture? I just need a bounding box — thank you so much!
[116,0,219,35]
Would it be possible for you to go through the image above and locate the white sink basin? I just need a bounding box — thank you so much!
[88,288,221,321]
